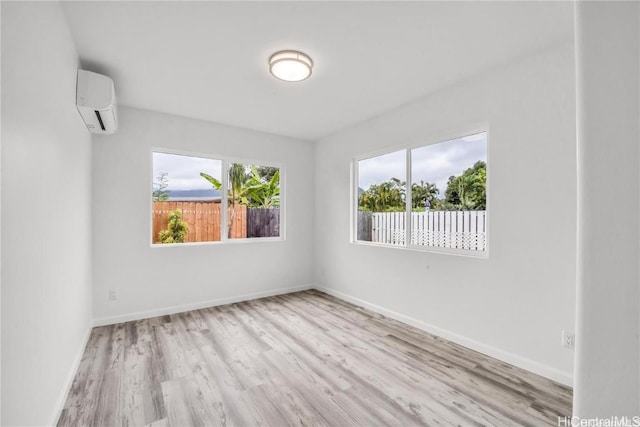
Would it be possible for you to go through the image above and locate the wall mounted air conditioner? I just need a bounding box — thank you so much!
[76,69,118,134]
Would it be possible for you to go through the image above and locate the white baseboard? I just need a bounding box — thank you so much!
[92,284,313,327]
[50,323,93,426]
[314,285,574,387]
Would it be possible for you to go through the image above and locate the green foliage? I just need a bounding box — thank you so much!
[228,163,246,206]
[200,172,222,191]
[158,209,188,243]
[241,166,280,208]
[444,161,486,210]
[359,178,406,212]
[153,172,169,201]
[358,161,486,212]
[200,164,280,208]
[411,181,440,210]
[256,166,279,182]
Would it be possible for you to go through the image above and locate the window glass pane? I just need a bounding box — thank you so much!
[357,150,407,245]
[227,163,281,239]
[152,152,222,244]
[410,131,487,251]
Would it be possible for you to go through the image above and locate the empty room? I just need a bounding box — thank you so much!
[1,1,638,426]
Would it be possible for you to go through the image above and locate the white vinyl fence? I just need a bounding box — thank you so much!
[362,210,487,251]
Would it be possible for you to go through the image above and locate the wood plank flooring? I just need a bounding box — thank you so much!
[58,290,572,426]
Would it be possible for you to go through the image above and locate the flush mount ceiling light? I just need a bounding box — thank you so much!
[269,50,313,82]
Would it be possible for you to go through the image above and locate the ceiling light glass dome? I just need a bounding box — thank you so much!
[269,50,313,82]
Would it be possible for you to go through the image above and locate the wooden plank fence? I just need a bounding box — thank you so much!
[247,208,280,238]
[357,211,373,242]
[359,210,487,251]
[152,201,247,243]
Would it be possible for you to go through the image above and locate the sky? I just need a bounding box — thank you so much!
[152,152,222,191]
[153,131,486,194]
[358,132,487,197]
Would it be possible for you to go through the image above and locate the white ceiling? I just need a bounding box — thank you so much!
[61,1,574,141]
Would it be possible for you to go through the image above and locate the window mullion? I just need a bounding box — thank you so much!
[352,160,359,242]
[221,159,229,243]
[405,149,412,248]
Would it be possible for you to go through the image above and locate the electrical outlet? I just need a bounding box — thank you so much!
[108,289,117,301]
[561,330,575,349]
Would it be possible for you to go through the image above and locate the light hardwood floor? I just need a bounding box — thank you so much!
[58,290,572,426]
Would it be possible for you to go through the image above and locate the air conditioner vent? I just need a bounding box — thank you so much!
[76,70,118,135]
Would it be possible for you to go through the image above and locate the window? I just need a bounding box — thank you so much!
[357,150,406,245]
[355,131,487,255]
[152,152,223,244]
[152,151,282,245]
[227,163,281,240]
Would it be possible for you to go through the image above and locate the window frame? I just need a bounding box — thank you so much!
[150,148,285,247]
[352,127,489,257]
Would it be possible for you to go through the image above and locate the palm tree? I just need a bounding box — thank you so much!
[389,177,406,202]
[227,163,249,237]
[201,164,248,237]
[358,179,406,212]
[228,163,246,206]
[457,174,483,210]
[411,181,439,209]
[201,165,282,236]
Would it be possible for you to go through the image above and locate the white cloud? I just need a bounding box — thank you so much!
[152,152,222,191]
[358,132,487,195]
[358,149,406,189]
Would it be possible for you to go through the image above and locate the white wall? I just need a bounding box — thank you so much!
[0,3,3,422]
[314,42,577,385]
[92,107,314,323]
[0,5,2,424]
[574,1,640,417]
[1,2,93,425]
